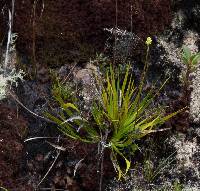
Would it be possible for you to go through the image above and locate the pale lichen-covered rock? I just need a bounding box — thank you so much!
[74,63,100,106]
[190,67,200,123]
[157,10,200,124]
[181,31,200,124]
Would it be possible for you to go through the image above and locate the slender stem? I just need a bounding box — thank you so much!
[37,150,60,186]
[99,148,105,191]
[39,188,67,191]
[97,130,109,191]
[113,0,118,64]
[184,62,191,104]
[140,46,150,91]
[4,0,15,75]
[130,5,133,33]
[24,136,69,142]
[32,0,38,77]
[115,0,118,30]
[62,62,78,84]
[134,46,150,127]
[11,0,15,29]
[8,90,54,123]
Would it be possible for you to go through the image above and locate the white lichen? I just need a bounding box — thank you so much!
[0,68,24,100]
[190,66,200,123]
[171,134,198,170]
[182,31,200,123]
[0,0,24,101]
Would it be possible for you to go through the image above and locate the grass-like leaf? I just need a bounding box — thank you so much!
[46,64,181,180]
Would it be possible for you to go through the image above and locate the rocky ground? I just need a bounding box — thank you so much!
[1,0,200,191]
[106,1,200,190]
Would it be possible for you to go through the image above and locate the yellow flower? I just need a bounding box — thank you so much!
[145,37,152,46]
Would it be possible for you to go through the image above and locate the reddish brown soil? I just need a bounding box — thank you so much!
[14,0,171,40]
[1,0,172,66]
[26,139,114,191]
[65,141,115,191]
[0,104,32,190]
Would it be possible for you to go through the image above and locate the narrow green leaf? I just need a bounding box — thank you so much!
[191,53,200,66]
[112,144,131,176]
[182,46,191,62]
[63,103,79,111]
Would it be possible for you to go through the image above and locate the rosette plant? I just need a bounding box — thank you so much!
[46,37,180,182]
[181,46,200,98]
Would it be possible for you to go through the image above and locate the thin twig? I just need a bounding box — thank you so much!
[113,0,118,64]
[62,62,78,84]
[149,127,171,133]
[99,145,105,191]
[8,90,54,123]
[4,5,12,73]
[39,188,67,191]
[24,136,66,142]
[73,158,84,177]
[46,140,66,151]
[37,150,60,187]
[130,5,133,33]
[97,130,109,191]
[32,0,37,76]
[39,0,45,19]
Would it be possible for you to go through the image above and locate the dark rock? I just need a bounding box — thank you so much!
[1,0,172,67]
[0,104,32,190]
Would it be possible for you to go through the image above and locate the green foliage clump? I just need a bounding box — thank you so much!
[50,70,76,103]
[182,46,200,69]
[47,67,179,179]
[46,38,180,180]
[142,151,176,183]
[173,180,183,191]
[181,46,200,93]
